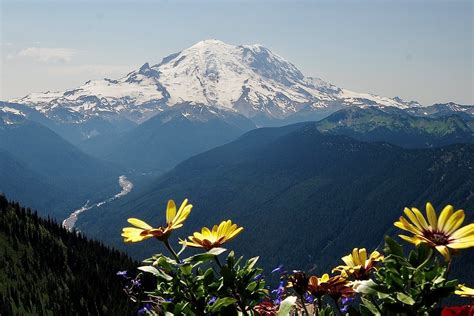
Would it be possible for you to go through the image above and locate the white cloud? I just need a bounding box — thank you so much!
[18,47,77,63]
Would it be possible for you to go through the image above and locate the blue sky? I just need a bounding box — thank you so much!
[1,0,472,105]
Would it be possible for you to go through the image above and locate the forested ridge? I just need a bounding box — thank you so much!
[0,195,136,315]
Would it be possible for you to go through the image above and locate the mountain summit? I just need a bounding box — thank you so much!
[12,39,420,123]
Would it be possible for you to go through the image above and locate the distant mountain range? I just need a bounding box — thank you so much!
[316,106,474,148]
[80,103,256,172]
[0,111,121,217]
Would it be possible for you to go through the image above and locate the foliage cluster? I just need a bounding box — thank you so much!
[122,199,474,316]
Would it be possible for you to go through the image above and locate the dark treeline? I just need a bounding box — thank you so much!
[0,195,137,315]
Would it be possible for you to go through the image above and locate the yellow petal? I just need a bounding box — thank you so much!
[341,254,355,267]
[201,227,212,238]
[435,245,450,260]
[411,207,429,230]
[426,202,438,229]
[359,248,367,266]
[438,205,454,232]
[171,205,192,228]
[444,210,465,235]
[447,235,474,249]
[352,248,361,265]
[403,208,424,230]
[451,223,474,239]
[127,218,153,230]
[166,200,177,225]
[321,274,330,282]
[227,226,243,240]
[174,199,191,223]
[455,285,474,297]
[179,240,204,248]
[395,217,422,235]
[122,227,144,234]
[399,234,423,245]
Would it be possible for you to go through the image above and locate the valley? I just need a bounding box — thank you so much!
[62,175,134,231]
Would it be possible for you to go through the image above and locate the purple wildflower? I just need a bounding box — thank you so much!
[272,280,285,305]
[271,264,284,274]
[304,293,314,304]
[253,273,263,281]
[116,270,127,278]
[137,303,151,316]
[340,296,354,313]
[208,296,217,305]
[131,279,141,288]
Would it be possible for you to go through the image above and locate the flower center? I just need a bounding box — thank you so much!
[424,230,449,245]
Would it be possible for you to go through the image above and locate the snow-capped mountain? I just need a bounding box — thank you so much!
[10,39,424,124]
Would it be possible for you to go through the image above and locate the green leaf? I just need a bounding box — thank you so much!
[137,265,173,281]
[209,297,237,312]
[277,296,297,316]
[246,281,257,292]
[179,264,193,276]
[361,297,381,316]
[385,236,404,257]
[246,256,259,271]
[352,279,379,295]
[396,292,415,305]
[184,247,227,264]
[154,256,173,271]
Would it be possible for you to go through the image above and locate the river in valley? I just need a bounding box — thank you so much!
[62,175,133,231]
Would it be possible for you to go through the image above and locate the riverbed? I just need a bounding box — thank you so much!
[62,175,133,231]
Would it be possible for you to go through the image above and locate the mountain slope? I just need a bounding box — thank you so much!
[78,124,474,278]
[0,195,136,315]
[0,101,136,144]
[315,107,474,148]
[0,149,65,212]
[81,103,256,172]
[0,119,121,217]
[11,40,421,125]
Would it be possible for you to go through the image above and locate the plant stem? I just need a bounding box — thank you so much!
[164,239,180,263]
[314,296,322,316]
[446,257,453,278]
[214,255,249,316]
[368,295,382,315]
[299,293,310,316]
[331,297,342,316]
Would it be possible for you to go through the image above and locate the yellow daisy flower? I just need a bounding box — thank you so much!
[179,220,243,250]
[455,284,474,298]
[308,274,354,300]
[332,248,384,280]
[307,274,330,297]
[394,202,474,260]
[122,199,192,243]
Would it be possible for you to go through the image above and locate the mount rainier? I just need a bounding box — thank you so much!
[10,39,424,124]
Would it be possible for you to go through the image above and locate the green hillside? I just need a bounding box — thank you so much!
[0,195,137,315]
[316,107,474,147]
[78,123,474,285]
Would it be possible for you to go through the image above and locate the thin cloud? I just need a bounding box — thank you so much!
[50,64,133,77]
[18,47,77,63]
[48,64,136,80]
